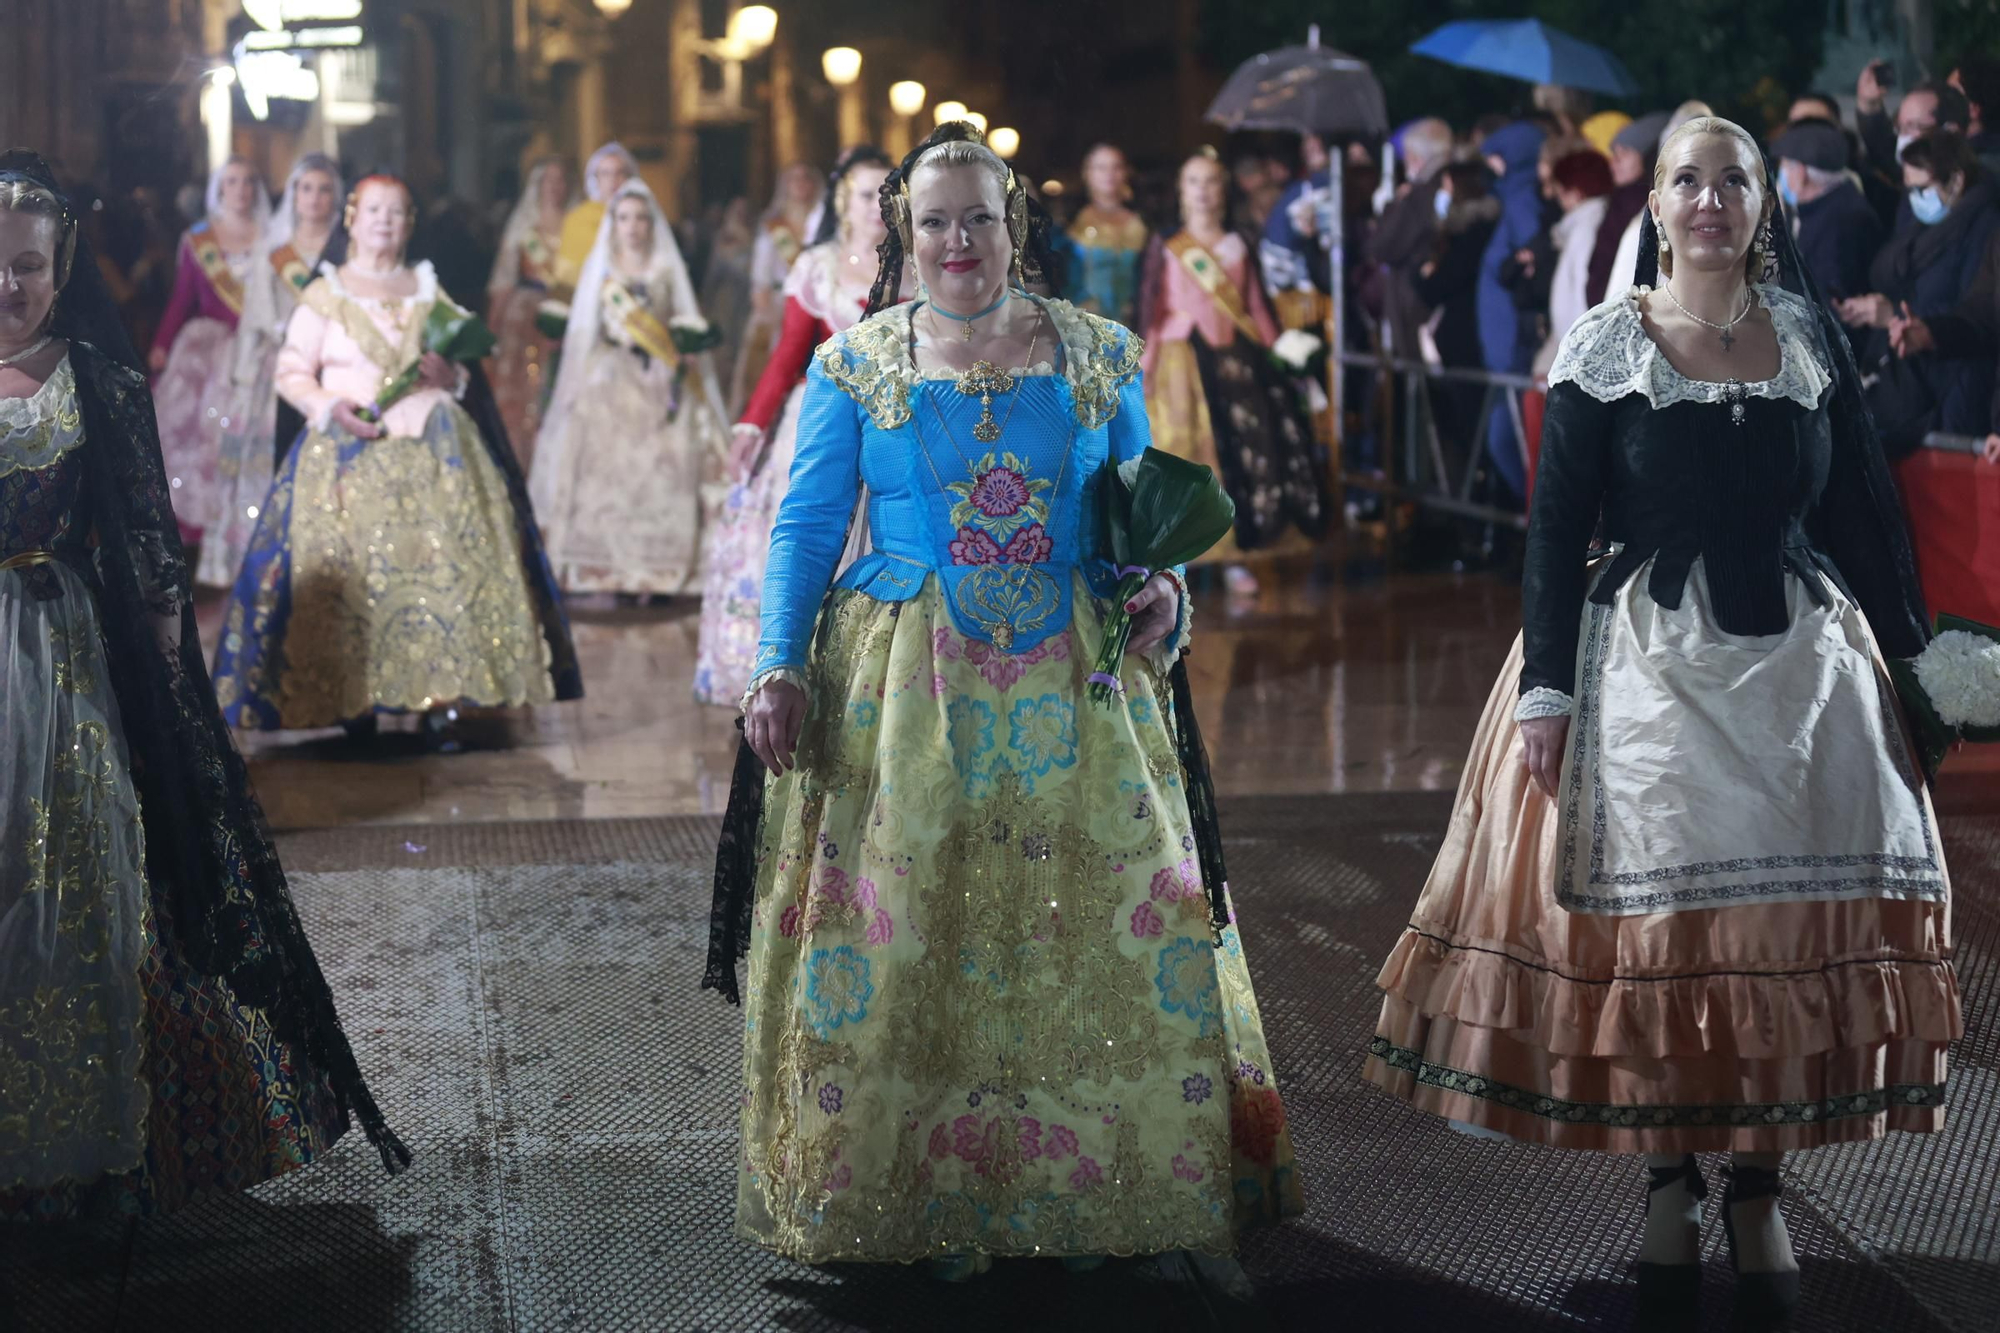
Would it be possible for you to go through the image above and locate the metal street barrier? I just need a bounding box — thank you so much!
[1335,349,1536,531]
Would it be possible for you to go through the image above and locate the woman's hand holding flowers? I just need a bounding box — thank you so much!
[1125,573,1183,654]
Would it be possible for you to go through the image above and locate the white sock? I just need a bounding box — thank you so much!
[1639,1153,1702,1266]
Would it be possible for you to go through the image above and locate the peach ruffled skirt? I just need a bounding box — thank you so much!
[1363,633,1962,1153]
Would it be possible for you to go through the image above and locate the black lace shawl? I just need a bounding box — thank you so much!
[4,150,410,1172]
[703,657,1232,1005]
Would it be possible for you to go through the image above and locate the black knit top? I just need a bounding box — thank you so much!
[1520,286,1931,700]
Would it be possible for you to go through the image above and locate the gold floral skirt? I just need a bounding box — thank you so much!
[213,404,557,728]
[736,578,1303,1263]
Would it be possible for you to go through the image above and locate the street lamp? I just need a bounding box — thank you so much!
[989,127,1019,159]
[962,110,988,134]
[727,4,777,52]
[933,100,967,126]
[886,81,926,158]
[593,0,632,16]
[822,47,866,146]
[821,46,862,86]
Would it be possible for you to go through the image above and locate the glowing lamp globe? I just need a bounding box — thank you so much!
[728,5,777,51]
[888,80,927,117]
[989,127,1020,159]
[962,111,988,134]
[821,47,862,87]
[933,100,968,127]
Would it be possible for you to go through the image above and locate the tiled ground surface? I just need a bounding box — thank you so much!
[6,799,1993,1333]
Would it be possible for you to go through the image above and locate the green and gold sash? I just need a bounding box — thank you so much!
[269,241,315,294]
[189,223,245,316]
[601,276,678,368]
[1164,232,1263,347]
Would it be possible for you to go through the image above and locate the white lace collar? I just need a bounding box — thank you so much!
[0,353,82,478]
[316,258,440,307]
[1547,282,1831,411]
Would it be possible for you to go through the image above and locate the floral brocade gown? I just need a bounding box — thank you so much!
[732,298,1302,1263]
[1,356,345,1218]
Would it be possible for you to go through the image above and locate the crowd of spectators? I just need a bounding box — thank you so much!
[1237,53,2000,520]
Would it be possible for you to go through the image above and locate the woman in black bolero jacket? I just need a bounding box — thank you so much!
[1361,119,1958,1327]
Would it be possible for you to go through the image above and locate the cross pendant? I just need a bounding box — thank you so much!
[1719,328,1735,352]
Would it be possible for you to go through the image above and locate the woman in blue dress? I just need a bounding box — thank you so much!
[706,124,1302,1275]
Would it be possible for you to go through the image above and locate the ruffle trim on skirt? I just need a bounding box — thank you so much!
[1376,925,1963,1062]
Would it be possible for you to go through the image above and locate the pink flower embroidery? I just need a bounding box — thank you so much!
[853,879,878,911]
[927,1124,950,1160]
[1043,1124,1078,1161]
[1069,1156,1104,1190]
[952,1114,987,1163]
[932,628,964,661]
[778,903,802,938]
[969,466,1031,517]
[1001,522,1053,564]
[1016,1116,1043,1161]
[1172,1153,1204,1183]
[826,1163,854,1191]
[932,673,948,698]
[866,908,894,946]
[1130,901,1164,938]
[949,526,1003,566]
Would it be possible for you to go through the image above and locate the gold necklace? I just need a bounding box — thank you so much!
[936,322,1041,446]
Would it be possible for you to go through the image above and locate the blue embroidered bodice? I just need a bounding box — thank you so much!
[754,298,1160,680]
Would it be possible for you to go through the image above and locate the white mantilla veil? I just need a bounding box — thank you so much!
[532,179,726,514]
[205,157,274,236]
[488,158,575,290]
[264,153,342,251]
[584,142,641,202]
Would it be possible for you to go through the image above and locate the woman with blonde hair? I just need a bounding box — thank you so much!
[1364,117,1959,1325]
[713,123,1302,1277]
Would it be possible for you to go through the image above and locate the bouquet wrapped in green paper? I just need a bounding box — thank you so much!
[1087,448,1237,707]
[357,302,500,423]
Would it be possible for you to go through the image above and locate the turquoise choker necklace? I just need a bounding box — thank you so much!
[929,290,1010,343]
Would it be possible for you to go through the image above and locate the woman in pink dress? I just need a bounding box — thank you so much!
[149,156,268,546]
[1138,149,1325,596]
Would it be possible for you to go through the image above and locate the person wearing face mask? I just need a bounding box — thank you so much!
[530,178,726,600]
[1365,119,1955,1328]
[1838,131,1999,453]
[148,156,269,549]
[1363,117,1455,367]
[1856,66,1972,231]
[198,154,344,591]
[693,147,906,707]
[211,176,581,742]
[712,123,1302,1278]
[1771,117,1881,349]
[0,151,409,1222]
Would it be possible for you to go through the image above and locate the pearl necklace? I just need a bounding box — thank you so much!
[1659,282,1755,351]
[0,335,52,369]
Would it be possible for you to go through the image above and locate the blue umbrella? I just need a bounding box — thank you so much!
[1411,19,1639,99]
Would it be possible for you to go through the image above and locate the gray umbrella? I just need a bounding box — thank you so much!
[1203,32,1388,139]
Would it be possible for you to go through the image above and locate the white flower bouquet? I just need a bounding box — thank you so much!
[1887,614,2000,777]
[1270,328,1323,374]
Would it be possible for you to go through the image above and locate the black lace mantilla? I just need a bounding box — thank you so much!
[1,145,409,1174]
[703,656,1233,1005]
